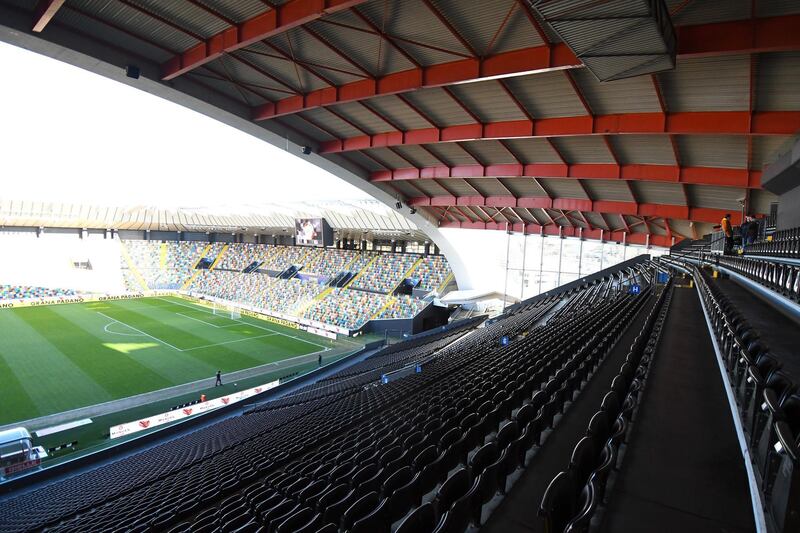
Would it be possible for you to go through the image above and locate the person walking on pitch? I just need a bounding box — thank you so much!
[215,370,223,387]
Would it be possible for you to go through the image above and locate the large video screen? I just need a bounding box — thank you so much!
[295,218,332,247]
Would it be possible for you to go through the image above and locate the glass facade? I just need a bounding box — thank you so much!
[500,233,666,301]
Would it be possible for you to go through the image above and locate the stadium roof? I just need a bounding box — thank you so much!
[1,0,799,251]
[0,198,427,240]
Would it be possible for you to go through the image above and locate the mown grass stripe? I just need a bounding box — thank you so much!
[18,306,173,399]
[0,348,40,424]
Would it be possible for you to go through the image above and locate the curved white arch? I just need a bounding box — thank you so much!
[0,11,474,289]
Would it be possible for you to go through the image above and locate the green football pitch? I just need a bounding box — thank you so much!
[0,296,336,425]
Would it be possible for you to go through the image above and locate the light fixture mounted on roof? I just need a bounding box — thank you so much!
[528,0,676,82]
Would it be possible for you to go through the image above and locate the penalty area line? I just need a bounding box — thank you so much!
[97,311,184,352]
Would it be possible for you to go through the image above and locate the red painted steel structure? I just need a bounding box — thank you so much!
[161,0,371,80]
[316,111,800,154]
[370,163,763,189]
[254,15,800,120]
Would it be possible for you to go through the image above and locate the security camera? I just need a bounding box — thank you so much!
[301,146,312,155]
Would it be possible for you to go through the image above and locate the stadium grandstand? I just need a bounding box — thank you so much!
[1,1,800,532]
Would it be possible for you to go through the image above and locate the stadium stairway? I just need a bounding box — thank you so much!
[159,242,167,269]
[598,287,754,532]
[181,244,215,290]
[371,296,397,320]
[119,243,149,291]
[390,257,424,294]
[344,255,378,289]
[209,244,229,270]
[482,287,657,533]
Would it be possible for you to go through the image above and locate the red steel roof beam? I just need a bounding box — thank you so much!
[371,161,763,189]
[318,111,800,153]
[405,195,744,225]
[253,14,800,121]
[162,0,370,79]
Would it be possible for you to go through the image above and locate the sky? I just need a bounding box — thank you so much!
[0,41,370,209]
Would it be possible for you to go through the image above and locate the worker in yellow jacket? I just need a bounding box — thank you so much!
[721,213,733,254]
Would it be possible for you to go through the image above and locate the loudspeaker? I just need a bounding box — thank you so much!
[125,65,140,79]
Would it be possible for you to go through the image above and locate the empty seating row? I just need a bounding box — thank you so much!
[539,281,672,533]
[745,226,800,259]
[712,255,800,302]
[0,262,656,533]
[694,264,800,532]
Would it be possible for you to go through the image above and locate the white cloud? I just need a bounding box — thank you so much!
[0,41,370,208]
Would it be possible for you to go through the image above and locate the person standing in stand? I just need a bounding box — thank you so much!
[721,213,733,255]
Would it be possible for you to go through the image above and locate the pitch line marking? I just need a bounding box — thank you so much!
[158,296,329,350]
[181,333,277,352]
[103,322,143,337]
[176,312,231,329]
[97,311,184,352]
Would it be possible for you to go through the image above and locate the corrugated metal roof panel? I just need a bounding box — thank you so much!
[756,52,800,111]
[404,88,475,127]
[501,178,549,197]
[237,44,337,92]
[134,0,229,39]
[669,0,750,25]
[460,140,517,165]
[539,178,587,199]
[756,0,800,16]
[582,180,635,202]
[266,26,364,84]
[189,67,249,104]
[362,148,411,169]
[424,143,479,166]
[366,95,434,130]
[276,114,333,142]
[571,68,661,114]
[583,211,607,230]
[210,0,271,24]
[749,189,779,215]
[504,138,562,164]
[751,136,792,170]
[70,0,200,52]
[441,178,480,196]
[308,14,415,76]
[357,0,472,65]
[213,55,277,104]
[669,219,693,239]
[341,150,385,172]
[414,179,453,197]
[450,81,528,122]
[56,7,173,62]
[300,108,363,138]
[466,178,511,197]
[392,145,442,167]
[431,0,545,54]
[528,208,551,225]
[686,184,744,210]
[631,182,685,205]
[659,55,750,112]
[677,135,747,168]
[550,137,614,164]
[504,72,588,118]
[609,135,677,165]
[379,180,417,198]
[328,101,394,134]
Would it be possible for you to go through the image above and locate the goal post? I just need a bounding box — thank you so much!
[212,302,241,320]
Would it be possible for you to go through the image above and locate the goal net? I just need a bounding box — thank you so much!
[212,302,241,320]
